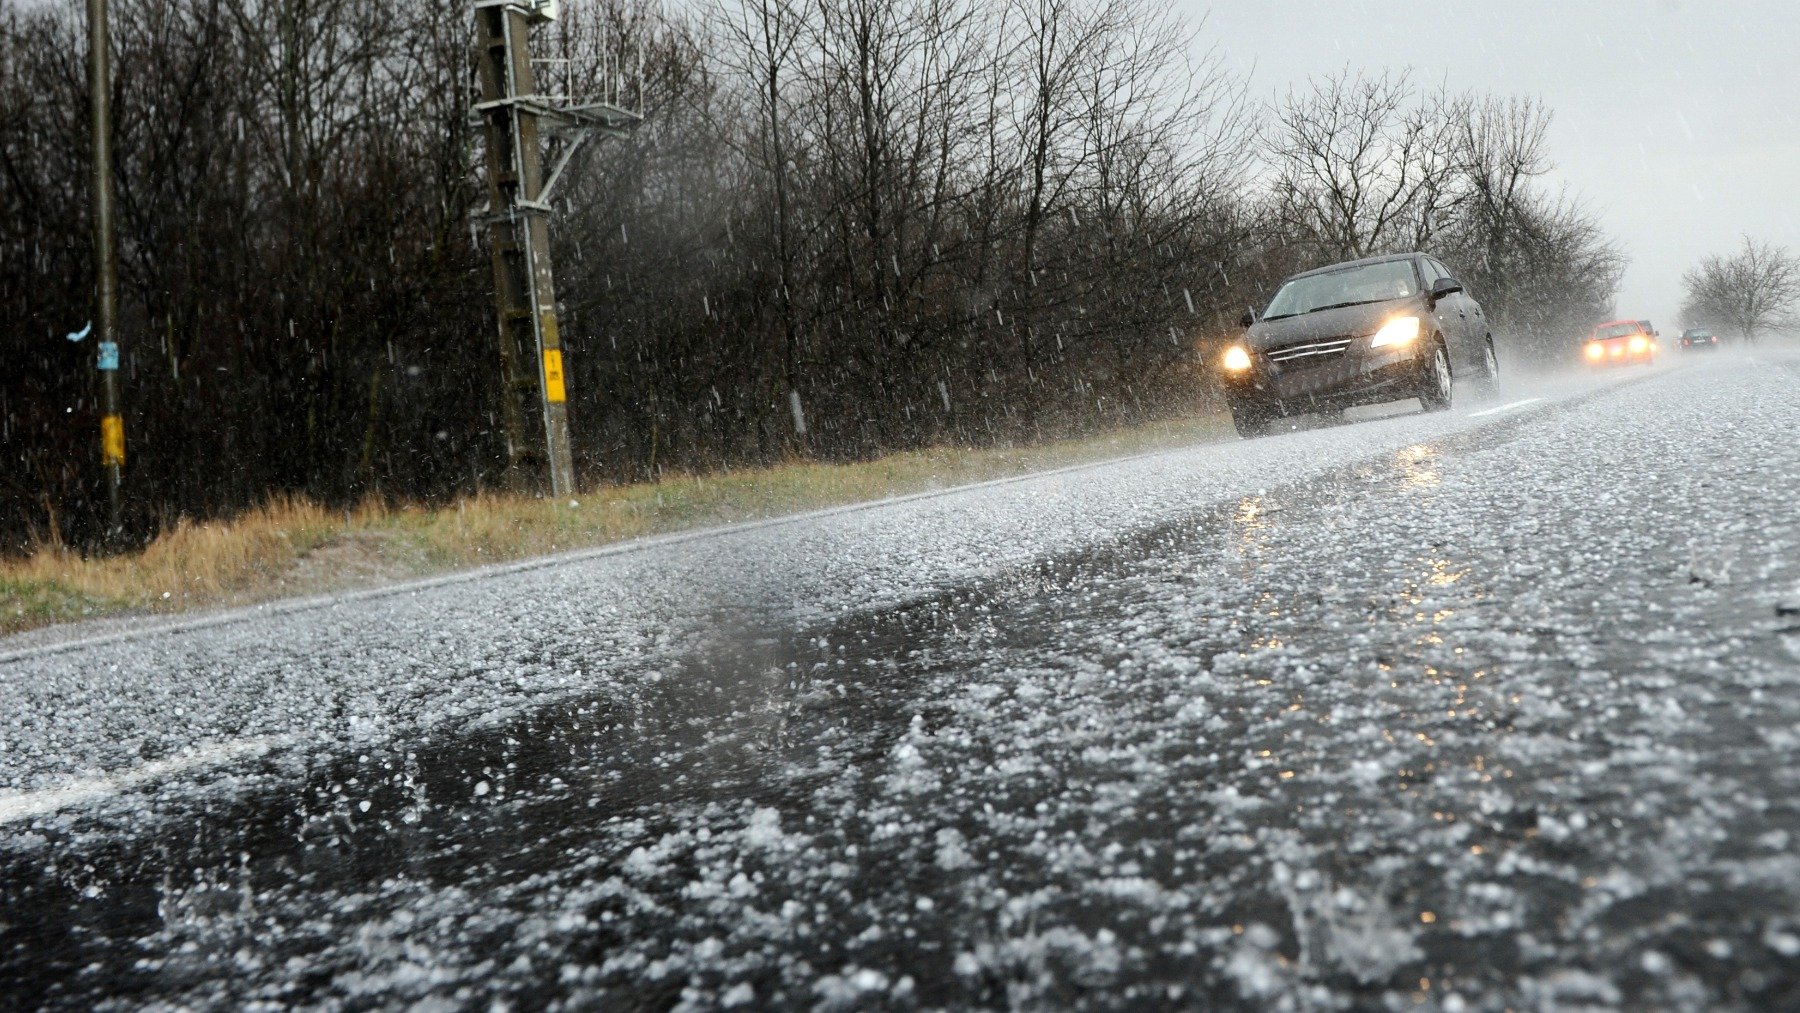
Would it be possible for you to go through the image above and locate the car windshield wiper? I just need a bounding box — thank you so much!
[1303,298,1389,313]
[1262,297,1397,322]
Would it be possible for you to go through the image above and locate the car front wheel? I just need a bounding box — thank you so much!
[1473,339,1499,394]
[1418,343,1453,412]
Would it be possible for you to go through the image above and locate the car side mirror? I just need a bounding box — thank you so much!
[1429,277,1463,301]
[1239,310,1257,329]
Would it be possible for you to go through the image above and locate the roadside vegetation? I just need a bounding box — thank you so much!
[2,0,1622,555]
[1,412,1226,635]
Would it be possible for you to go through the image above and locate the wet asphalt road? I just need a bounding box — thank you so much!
[4,350,1800,1010]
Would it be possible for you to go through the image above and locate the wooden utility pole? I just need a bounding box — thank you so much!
[88,0,123,535]
[473,0,636,495]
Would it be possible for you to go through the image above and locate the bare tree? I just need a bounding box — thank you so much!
[1006,0,1111,280]
[1265,70,1466,260]
[1252,78,1625,364]
[710,0,806,436]
[1437,95,1624,357]
[1680,236,1800,343]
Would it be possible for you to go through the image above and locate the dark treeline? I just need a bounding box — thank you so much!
[0,0,1622,551]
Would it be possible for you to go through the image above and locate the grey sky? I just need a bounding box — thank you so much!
[1184,0,1800,331]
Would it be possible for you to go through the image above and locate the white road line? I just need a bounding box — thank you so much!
[0,735,293,825]
[1468,397,1544,418]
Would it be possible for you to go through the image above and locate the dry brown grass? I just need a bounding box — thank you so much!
[2,412,1227,635]
[1,496,356,628]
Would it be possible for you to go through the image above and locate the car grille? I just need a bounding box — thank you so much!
[1266,337,1352,365]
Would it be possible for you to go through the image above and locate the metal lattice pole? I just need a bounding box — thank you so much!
[473,1,639,495]
[475,2,575,495]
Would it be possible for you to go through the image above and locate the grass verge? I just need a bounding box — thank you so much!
[2,412,1228,637]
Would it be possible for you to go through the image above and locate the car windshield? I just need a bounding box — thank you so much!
[1263,260,1418,319]
[1683,329,1712,337]
[1595,322,1644,339]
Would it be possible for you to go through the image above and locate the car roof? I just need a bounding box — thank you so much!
[1289,252,1424,280]
[1594,319,1644,329]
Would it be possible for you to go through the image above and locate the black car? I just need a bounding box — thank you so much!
[1218,253,1498,437]
[1678,327,1721,351]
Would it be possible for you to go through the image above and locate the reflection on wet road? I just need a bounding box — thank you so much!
[4,354,1800,1009]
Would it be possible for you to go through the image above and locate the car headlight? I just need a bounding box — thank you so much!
[1585,342,1604,360]
[1222,345,1253,372]
[1369,316,1422,349]
[1629,335,1649,353]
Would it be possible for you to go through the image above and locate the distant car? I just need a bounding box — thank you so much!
[1678,327,1721,351]
[1218,253,1498,438]
[1583,319,1658,368]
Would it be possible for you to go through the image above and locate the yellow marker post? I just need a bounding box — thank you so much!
[101,414,126,466]
[542,348,567,403]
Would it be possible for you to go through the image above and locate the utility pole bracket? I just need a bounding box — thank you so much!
[475,0,559,24]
